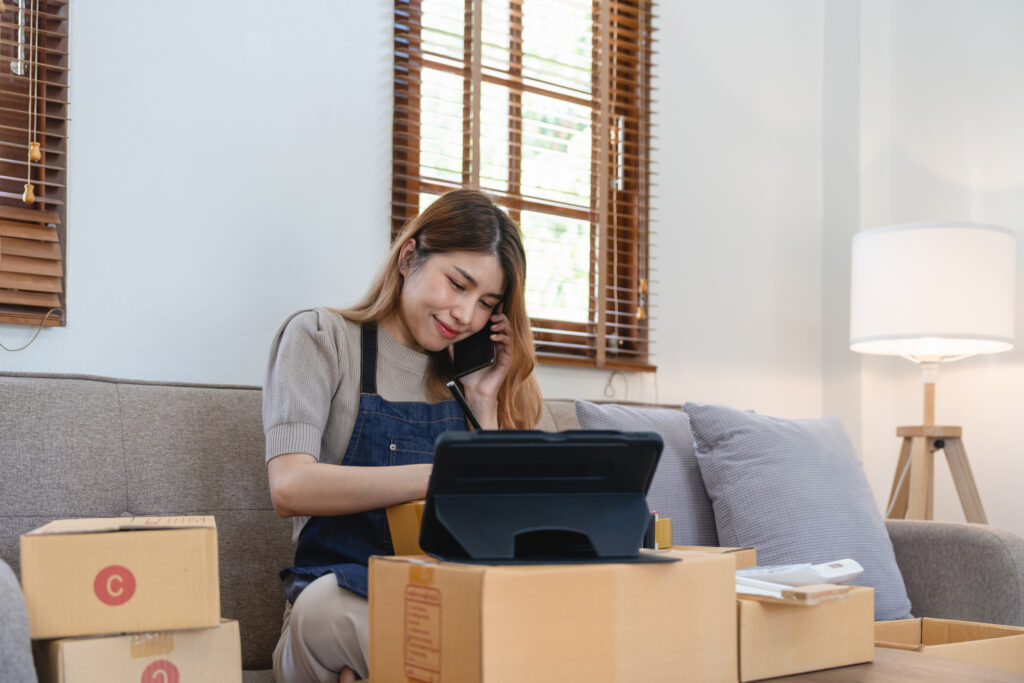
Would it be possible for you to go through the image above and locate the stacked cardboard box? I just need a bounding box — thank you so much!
[370,549,739,682]
[674,545,874,680]
[20,516,241,683]
[737,586,875,681]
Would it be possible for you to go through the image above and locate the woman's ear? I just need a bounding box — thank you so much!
[397,238,417,275]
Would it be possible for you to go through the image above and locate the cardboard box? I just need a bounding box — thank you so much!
[875,617,1024,675]
[370,550,737,682]
[33,619,242,683]
[672,545,757,569]
[386,500,426,555]
[738,586,874,681]
[21,516,220,638]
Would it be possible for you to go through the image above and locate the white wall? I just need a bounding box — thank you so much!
[1,0,827,423]
[638,0,824,417]
[2,0,394,383]
[856,0,1024,540]
[554,0,826,416]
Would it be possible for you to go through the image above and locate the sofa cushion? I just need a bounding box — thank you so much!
[575,401,718,546]
[116,382,292,670]
[0,376,129,576]
[0,373,294,672]
[685,402,913,621]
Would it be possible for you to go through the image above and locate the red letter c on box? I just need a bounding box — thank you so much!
[141,660,179,683]
[94,565,136,606]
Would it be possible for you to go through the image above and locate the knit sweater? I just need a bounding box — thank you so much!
[262,308,445,538]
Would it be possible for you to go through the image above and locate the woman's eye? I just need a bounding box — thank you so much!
[448,278,465,292]
[478,300,493,309]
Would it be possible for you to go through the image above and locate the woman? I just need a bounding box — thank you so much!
[263,189,543,683]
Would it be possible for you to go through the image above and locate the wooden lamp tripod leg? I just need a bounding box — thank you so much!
[941,438,988,524]
[887,367,987,523]
[905,435,934,519]
[886,437,913,519]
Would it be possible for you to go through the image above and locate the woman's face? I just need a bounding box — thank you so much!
[395,247,506,353]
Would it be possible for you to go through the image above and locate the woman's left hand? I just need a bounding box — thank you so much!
[458,310,512,427]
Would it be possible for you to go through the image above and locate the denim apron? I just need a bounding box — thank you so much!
[280,323,466,603]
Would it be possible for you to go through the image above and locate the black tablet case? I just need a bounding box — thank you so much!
[418,430,677,564]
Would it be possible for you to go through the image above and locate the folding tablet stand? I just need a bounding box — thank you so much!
[419,430,677,564]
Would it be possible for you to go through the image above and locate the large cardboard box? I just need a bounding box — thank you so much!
[370,550,737,683]
[33,619,242,683]
[672,545,757,569]
[21,516,220,638]
[737,586,874,681]
[875,617,1024,675]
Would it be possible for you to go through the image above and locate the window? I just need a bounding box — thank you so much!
[393,0,655,370]
[0,0,67,327]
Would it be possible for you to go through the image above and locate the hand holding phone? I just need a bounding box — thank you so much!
[451,325,496,378]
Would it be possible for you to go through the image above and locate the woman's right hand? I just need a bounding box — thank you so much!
[458,309,512,428]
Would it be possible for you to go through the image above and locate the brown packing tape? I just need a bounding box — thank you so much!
[408,561,435,586]
[654,517,672,548]
[404,564,443,681]
[130,632,175,659]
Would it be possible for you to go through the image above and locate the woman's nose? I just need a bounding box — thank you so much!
[451,299,471,326]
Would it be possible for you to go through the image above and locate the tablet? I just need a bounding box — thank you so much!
[418,430,677,564]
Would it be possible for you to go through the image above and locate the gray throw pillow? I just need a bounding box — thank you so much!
[685,402,913,621]
[575,401,718,546]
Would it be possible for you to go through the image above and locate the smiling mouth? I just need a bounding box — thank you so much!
[434,316,460,339]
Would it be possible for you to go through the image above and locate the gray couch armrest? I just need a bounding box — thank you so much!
[0,559,37,683]
[885,519,1024,626]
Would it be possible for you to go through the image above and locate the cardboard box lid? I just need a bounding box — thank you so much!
[875,618,1024,676]
[25,516,216,536]
[375,549,725,575]
[672,545,755,555]
[671,545,757,569]
[876,617,1024,649]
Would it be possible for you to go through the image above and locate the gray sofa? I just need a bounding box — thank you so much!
[2,371,1023,682]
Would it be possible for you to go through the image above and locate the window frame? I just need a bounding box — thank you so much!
[0,0,68,328]
[393,0,655,371]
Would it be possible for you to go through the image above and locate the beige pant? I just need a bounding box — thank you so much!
[273,574,370,683]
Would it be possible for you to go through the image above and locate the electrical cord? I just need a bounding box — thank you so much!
[0,307,63,351]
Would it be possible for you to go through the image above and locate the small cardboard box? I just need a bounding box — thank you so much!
[370,550,737,682]
[33,618,242,683]
[875,617,1024,674]
[386,500,426,555]
[672,545,757,569]
[738,586,874,681]
[21,516,220,639]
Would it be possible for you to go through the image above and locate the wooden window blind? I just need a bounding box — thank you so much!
[0,0,67,327]
[393,0,655,370]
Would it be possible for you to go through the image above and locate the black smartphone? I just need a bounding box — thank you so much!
[451,325,496,378]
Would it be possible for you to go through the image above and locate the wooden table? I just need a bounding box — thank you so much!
[774,647,1024,681]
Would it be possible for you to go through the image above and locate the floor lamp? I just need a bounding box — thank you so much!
[849,222,1017,523]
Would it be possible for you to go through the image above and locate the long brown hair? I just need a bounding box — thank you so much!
[336,189,543,429]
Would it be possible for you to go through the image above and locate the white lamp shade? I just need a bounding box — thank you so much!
[850,222,1016,360]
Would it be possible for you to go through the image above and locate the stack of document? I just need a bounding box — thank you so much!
[735,559,864,605]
